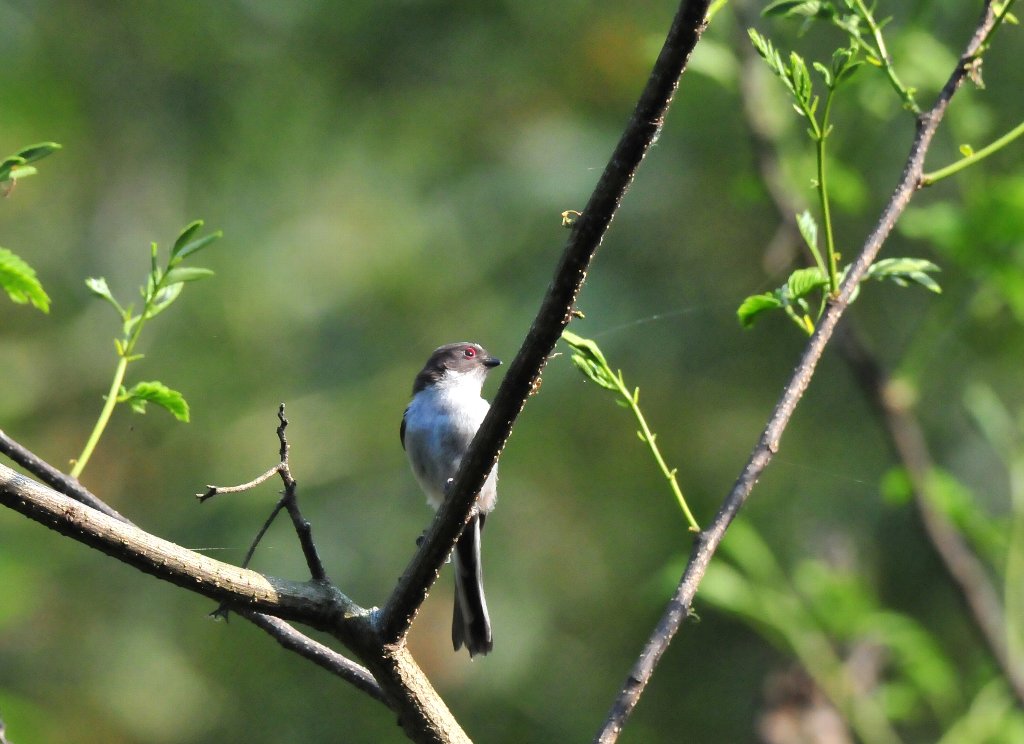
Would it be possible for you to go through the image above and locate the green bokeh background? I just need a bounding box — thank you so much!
[2,1,1023,741]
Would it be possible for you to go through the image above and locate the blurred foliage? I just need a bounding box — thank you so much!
[1,1,1023,742]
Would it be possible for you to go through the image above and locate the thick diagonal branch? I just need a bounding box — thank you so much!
[380,0,713,646]
[595,4,1003,742]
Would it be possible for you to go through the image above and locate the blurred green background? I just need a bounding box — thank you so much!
[2,1,1023,741]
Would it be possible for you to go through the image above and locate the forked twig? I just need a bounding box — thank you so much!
[199,404,327,583]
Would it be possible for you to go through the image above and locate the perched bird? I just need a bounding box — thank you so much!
[401,342,501,657]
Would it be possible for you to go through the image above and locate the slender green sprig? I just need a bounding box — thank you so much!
[71,220,221,478]
[748,30,862,296]
[922,119,1024,186]
[847,0,920,113]
[562,330,700,533]
[0,141,61,312]
[763,0,920,113]
[0,141,61,187]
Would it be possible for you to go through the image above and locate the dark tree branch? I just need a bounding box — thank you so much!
[0,462,469,743]
[239,610,389,705]
[0,428,386,712]
[0,428,128,522]
[594,5,1004,742]
[379,0,714,646]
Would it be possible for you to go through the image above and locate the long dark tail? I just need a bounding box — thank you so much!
[452,514,493,657]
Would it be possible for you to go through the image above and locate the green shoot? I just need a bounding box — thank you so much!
[72,220,221,478]
[738,225,941,334]
[562,330,700,533]
[0,141,61,311]
[748,30,861,296]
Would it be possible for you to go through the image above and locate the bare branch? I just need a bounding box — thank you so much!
[0,428,387,706]
[239,610,388,704]
[380,0,714,646]
[595,5,1004,742]
[0,463,353,629]
[0,428,128,522]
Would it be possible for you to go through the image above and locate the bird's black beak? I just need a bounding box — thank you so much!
[484,356,501,369]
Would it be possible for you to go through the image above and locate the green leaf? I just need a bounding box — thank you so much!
[15,142,61,164]
[562,330,620,390]
[0,156,25,182]
[786,266,828,299]
[172,220,204,257]
[171,230,222,263]
[8,165,38,180]
[163,266,215,285]
[737,293,783,328]
[119,381,190,422]
[762,0,830,19]
[796,209,819,251]
[144,281,184,320]
[865,257,942,293]
[85,276,126,316]
[0,246,50,312]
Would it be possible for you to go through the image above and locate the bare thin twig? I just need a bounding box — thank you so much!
[379,0,714,646]
[201,405,327,582]
[594,5,1004,742]
[239,609,389,705]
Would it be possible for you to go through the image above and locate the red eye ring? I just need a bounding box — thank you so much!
[463,347,476,358]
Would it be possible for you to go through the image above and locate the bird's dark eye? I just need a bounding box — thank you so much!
[463,347,477,358]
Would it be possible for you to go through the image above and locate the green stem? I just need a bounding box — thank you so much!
[853,0,920,114]
[921,119,1024,186]
[1006,458,1024,672]
[817,91,840,296]
[70,354,129,478]
[614,375,700,532]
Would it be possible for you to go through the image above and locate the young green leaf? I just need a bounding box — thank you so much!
[85,276,126,316]
[172,220,204,257]
[0,246,50,312]
[143,281,185,320]
[15,142,62,164]
[737,293,783,328]
[762,0,833,19]
[864,257,942,293]
[119,381,190,422]
[162,266,215,285]
[0,156,25,183]
[171,230,222,263]
[786,266,829,299]
[562,330,619,390]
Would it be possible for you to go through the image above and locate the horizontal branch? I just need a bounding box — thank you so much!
[0,463,360,635]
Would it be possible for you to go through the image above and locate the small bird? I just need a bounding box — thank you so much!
[401,342,501,657]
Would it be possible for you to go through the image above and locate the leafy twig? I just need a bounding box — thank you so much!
[562,331,700,532]
[72,221,221,478]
